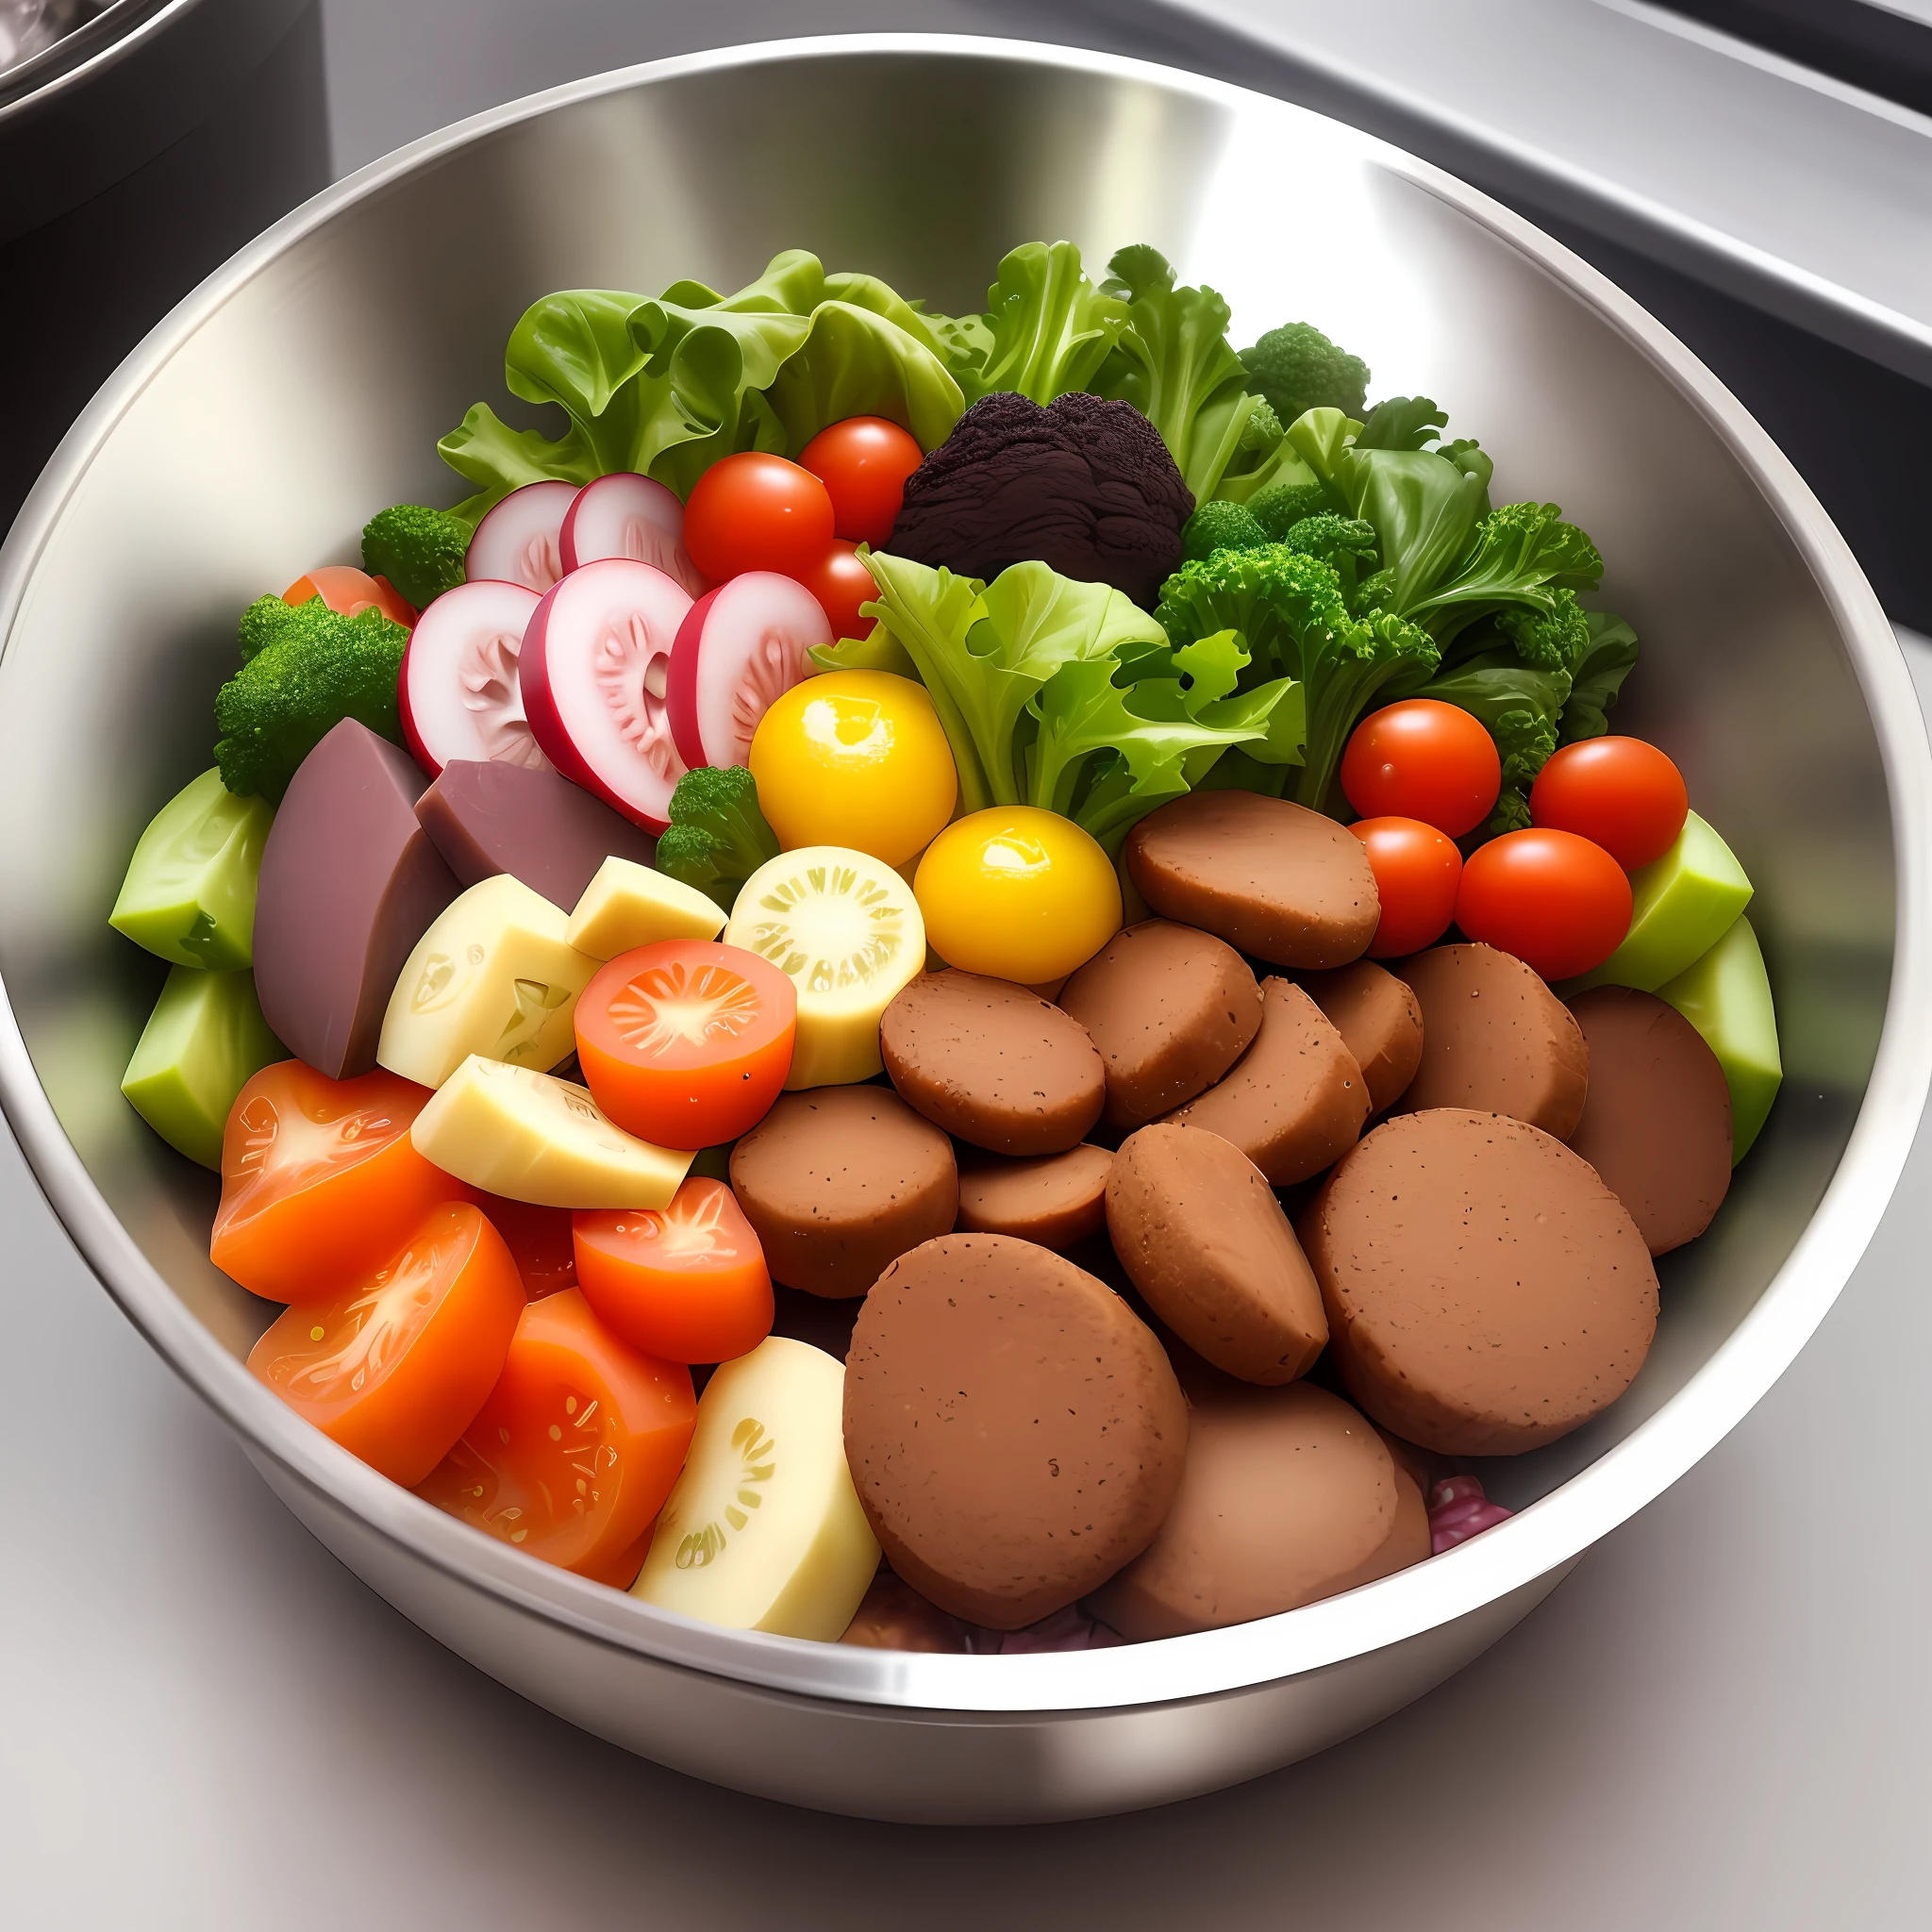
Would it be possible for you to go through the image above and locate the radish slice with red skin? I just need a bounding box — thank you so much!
[521,558,694,830]
[466,480,576,591]
[559,473,707,596]
[399,580,549,777]
[667,572,831,772]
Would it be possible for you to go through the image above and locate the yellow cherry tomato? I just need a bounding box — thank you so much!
[914,808,1123,984]
[748,670,958,867]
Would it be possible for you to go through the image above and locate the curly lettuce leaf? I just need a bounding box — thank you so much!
[1560,609,1641,742]
[764,299,965,455]
[968,241,1130,406]
[1407,501,1605,643]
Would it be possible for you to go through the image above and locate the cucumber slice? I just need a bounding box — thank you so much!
[1573,809,1752,993]
[1657,915,1782,1163]
[121,965,284,1169]
[109,768,274,970]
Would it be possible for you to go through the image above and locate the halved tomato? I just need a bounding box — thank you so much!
[477,1194,578,1300]
[284,564,417,627]
[247,1201,524,1486]
[414,1289,695,1577]
[211,1061,468,1302]
[575,1178,774,1364]
[574,940,795,1149]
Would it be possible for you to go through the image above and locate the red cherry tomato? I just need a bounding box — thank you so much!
[799,539,877,639]
[682,453,835,582]
[798,416,924,548]
[415,1289,694,1577]
[575,940,796,1149]
[285,565,417,628]
[1456,828,1633,981]
[575,1178,774,1365]
[1341,700,1501,837]
[1351,816,1463,957]
[1530,736,1689,871]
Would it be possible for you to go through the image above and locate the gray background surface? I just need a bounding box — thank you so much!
[5,3,1929,1924]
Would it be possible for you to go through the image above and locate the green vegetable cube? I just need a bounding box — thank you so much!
[121,965,284,1169]
[1657,915,1781,1163]
[109,768,274,970]
[1574,809,1752,993]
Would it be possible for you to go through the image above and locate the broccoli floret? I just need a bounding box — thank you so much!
[1181,499,1269,562]
[1238,395,1283,452]
[1157,543,1438,812]
[655,765,781,912]
[1248,480,1335,541]
[361,504,471,609]
[214,597,410,802]
[1239,323,1371,426]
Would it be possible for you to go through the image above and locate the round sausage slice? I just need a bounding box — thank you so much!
[1164,977,1370,1184]
[1566,986,1732,1255]
[1395,942,1589,1139]
[843,1234,1187,1628]
[955,1143,1113,1249]
[1124,791,1379,967]
[880,971,1105,1155]
[1057,921,1261,1131]
[1106,1123,1327,1384]
[730,1088,957,1299]
[1084,1383,1400,1640]
[1299,1108,1658,1455]
[1298,959,1424,1113]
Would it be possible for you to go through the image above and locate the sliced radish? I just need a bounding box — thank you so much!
[559,472,707,595]
[667,571,831,772]
[399,580,548,776]
[521,559,695,830]
[466,480,577,591]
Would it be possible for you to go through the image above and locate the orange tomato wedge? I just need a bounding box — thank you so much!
[574,1177,774,1364]
[415,1289,695,1577]
[212,1061,468,1302]
[574,940,795,1149]
[284,564,418,627]
[477,1194,577,1300]
[247,1202,525,1487]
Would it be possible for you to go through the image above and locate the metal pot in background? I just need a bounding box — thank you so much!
[0,0,327,531]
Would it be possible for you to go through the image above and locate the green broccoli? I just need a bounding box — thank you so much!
[1248,480,1335,541]
[655,765,780,912]
[214,596,410,802]
[1156,543,1438,812]
[1238,396,1283,452]
[1181,499,1269,562]
[1239,323,1371,426]
[361,504,471,609]
[1280,514,1379,601]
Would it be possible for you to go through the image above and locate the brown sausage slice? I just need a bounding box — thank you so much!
[1057,920,1261,1131]
[1565,987,1732,1255]
[1300,1108,1658,1455]
[1165,977,1369,1184]
[1395,942,1589,1139]
[1124,790,1379,967]
[1298,959,1424,1114]
[843,1234,1187,1628]
[1084,1383,1399,1639]
[955,1144,1113,1249]
[729,1088,957,1299]
[880,971,1105,1155]
[1106,1123,1327,1383]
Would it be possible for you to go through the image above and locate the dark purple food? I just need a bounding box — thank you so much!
[887,392,1192,607]
[415,758,656,911]
[253,720,459,1079]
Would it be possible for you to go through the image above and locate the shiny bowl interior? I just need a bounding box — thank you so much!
[1,35,1927,1823]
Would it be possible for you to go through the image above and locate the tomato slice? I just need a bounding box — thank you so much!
[415,1289,695,1576]
[476,1194,578,1300]
[247,1202,525,1486]
[575,1178,774,1364]
[212,1061,468,1302]
[574,940,795,1149]
[285,564,418,628]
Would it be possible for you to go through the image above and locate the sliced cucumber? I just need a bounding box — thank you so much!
[1657,914,1782,1163]
[121,965,284,1169]
[109,768,274,970]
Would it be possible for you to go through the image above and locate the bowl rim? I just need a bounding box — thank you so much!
[3,31,1928,1720]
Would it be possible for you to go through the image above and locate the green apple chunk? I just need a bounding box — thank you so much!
[1658,915,1781,1164]
[109,768,274,970]
[1574,809,1753,993]
[121,965,284,1169]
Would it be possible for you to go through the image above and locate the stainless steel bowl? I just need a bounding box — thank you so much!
[2,35,1927,1825]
